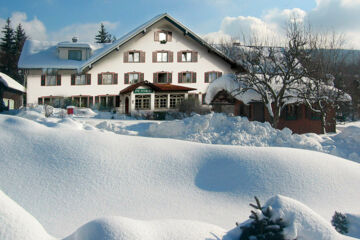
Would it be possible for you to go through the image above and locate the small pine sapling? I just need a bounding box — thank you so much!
[331,211,348,234]
[239,196,287,240]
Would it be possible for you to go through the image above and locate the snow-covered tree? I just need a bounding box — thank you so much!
[95,23,112,43]
[238,196,287,240]
[234,21,310,128]
[298,32,350,133]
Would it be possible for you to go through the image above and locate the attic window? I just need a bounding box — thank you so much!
[68,50,82,61]
[154,31,172,43]
[159,32,167,43]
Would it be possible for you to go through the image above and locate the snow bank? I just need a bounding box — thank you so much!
[63,217,226,240]
[225,195,356,240]
[1,114,360,238]
[147,113,322,150]
[0,72,25,92]
[0,190,53,240]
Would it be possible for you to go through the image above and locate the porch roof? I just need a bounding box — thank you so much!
[120,81,196,94]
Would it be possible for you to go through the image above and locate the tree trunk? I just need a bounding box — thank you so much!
[320,112,327,134]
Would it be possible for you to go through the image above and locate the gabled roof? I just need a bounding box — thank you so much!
[120,81,196,94]
[80,13,238,72]
[19,13,242,72]
[0,72,25,93]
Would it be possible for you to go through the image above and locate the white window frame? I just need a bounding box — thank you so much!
[102,73,114,85]
[135,95,151,110]
[75,75,87,85]
[46,75,57,86]
[170,94,185,108]
[208,72,218,82]
[157,52,168,62]
[182,52,192,62]
[155,95,168,109]
[129,52,140,62]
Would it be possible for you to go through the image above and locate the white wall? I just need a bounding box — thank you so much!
[26,19,233,105]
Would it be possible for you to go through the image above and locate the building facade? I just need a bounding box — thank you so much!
[19,14,241,115]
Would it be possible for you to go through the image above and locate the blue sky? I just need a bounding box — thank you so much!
[1,0,360,48]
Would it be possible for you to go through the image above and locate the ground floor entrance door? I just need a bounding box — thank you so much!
[125,97,129,114]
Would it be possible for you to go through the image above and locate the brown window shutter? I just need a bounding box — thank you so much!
[217,72,222,78]
[168,72,172,83]
[168,51,173,62]
[152,52,157,63]
[124,73,129,84]
[154,31,159,41]
[140,51,145,63]
[192,72,196,83]
[177,51,182,62]
[41,75,45,86]
[178,72,182,83]
[140,73,144,82]
[86,74,91,85]
[114,73,118,84]
[205,72,209,83]
[153,73,158,83]
[192,51,198,62]
[57,74,61,86]
[98,74,102,85]
[124,51,129,63]
[71,74,75,85]
[167,31,172,41]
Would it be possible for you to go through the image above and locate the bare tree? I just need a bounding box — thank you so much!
[233,20,310,128]
[298,31,350,133]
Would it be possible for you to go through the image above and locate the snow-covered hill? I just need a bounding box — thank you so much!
[0,113,360,239]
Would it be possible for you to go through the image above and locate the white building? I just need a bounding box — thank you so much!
[18,13,243,114]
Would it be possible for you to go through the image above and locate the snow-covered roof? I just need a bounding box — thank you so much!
[0,72,25,92]
[205,74,261,104]
[57,41,91,48]
[18,13,238,72]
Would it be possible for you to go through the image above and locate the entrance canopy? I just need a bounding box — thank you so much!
[120,81,196,94]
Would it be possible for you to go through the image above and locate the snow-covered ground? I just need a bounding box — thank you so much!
[12,107,360,162]
[1,107,360,239]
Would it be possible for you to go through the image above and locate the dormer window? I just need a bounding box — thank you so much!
[154,31,172,43]
[68,50,82,61]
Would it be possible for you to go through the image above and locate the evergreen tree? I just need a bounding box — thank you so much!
[0,18,16,76]
[331,211,348,234]
[14,23,27,57]
[95,23,111,43]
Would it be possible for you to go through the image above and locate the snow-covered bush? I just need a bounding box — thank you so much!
[238,197,287,240]
[331,211,348,234]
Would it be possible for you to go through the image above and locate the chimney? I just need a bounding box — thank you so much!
[72,37,78,43]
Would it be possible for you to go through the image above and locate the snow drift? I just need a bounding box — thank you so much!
[1,114,360,238]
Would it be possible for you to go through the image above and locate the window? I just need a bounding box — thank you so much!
[284,105,300,120]
[158,73,167,83]
[41,74,61,86]
[170,94,185,108]
[129,52,140,62]
[205,71,222,83]
[153,51,173,63]
[135,95,151,110]
[157,52,168,62]
[98,73,118,85]
[124,72,144,84]
[46,75,57,86]
[182,52,192,62]
[68,50,82,61]
[154,31,172,43]
[178,71,196,83]
[154,72,172,84]
[129,73,139,84]
[124,51,145,63]
[155,95,168,109]
[71,74,91,85]
[178,51,198,62]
